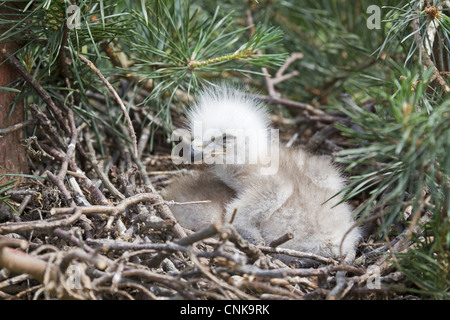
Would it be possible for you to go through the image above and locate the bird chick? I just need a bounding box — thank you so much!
[163,84,361,262]
[161,170,235,231]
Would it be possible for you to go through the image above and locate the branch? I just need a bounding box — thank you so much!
[73,50,139,158]
[85,130,125,200]
[0,47,70,134]
[28,104,67,150]
[0,208,83,234]
[269,232,294,248]
[235,263,363,279]
[39,143,110,205]
[132,154,188,239]
[262,52,304,98]
[259,245,337,265]
[411,14,450,93]
[0,120,36,135]
[56,106,78,181]
[252,94,325,115]
[188,48,256,70]
[47,170,75,207]
[0,240,56,285]
[50,193,160,216]
[219,223,264,263]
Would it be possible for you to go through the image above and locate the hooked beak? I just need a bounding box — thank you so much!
[190,138,227,163]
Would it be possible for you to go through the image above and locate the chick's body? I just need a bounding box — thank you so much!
[222,145,361,260]
[161,170,235,231]
[163,85,361,261]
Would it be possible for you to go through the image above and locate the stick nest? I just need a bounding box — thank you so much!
[0,84,420,301]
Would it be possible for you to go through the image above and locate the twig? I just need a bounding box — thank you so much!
[0,120,36,135]
[73,50,139,158]
[0,238,111,300]
[187,246,257,300]
[176,222,221,246]
[58,23,75,109]
[85,130,125,200]
[0,273,31,291]
[50,193,160,216]
[188,48,257,70]
[145,222,222,267]
[14,167,42,217]
[219,223,264,263]
[307,114,345,123]
[239,280,300,300]
[68,176,91,207]
[411,15,450,93]
[276,53,304,80]
[46,171,75,207]
[59,248,107,272]
[86,239,186,253]
[56,107,78,181]
[120,269,197,299]
[235,263,363,279]
[246,10,303,100]
[269,232,294,248]
[262,52,304,98]
[133,205,175,232]
[391,195,429,252]
[118,281,158,300]
[326,270,354,300]
[352,209,433,290]
[0,240,57,285]
[252,94,325,115]
[0,48,70,134]
[137,127,151,158]
[52,228,96,254]
[259,245,337,265]
[0,208,83,234]
[40,143,110,205]
[132,154,187,239]
[228,208,238,224]
[306,123,339,152]
[28,104,67,150]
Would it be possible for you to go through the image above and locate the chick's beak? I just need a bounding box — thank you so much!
[190,138,227,163]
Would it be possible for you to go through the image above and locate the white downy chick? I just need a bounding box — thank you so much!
[163,84,361,261]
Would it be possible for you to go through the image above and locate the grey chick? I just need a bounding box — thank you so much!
[161,170,235,232]
[163,84,361,261]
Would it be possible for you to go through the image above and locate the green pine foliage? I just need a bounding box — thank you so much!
[0,174,18,214]
[334,1,450,298]
[1,0,449,298]
[118,0,285,130]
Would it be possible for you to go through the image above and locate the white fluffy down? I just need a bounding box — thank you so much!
[163,85,361,262]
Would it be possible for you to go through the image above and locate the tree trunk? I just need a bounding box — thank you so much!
[0,3,29,181]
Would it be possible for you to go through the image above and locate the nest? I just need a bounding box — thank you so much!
[0,66,420,300]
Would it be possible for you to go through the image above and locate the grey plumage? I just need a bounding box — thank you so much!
[162,85,361,262]
[162,170,235,231]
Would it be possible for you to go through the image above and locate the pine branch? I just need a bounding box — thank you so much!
[412,10,450,93]
[188,48,257,70]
